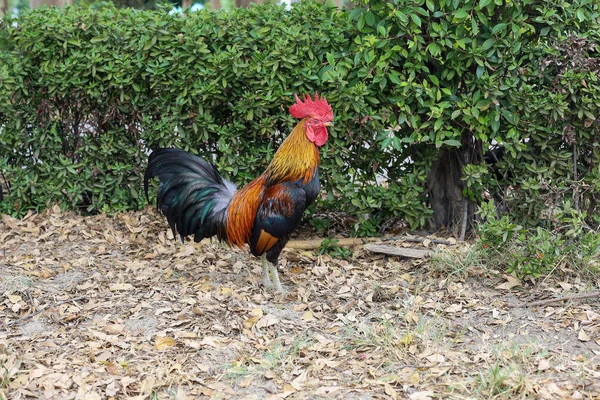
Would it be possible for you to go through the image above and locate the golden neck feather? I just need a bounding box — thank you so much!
[265,119,320,184]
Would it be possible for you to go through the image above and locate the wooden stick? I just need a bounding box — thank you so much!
[287,237,379,249]
[287,236,455,250]
[3,296,89,327]
[509,291,600,308]
[363,244,431,259]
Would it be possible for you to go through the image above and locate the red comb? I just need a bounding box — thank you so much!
[289,93,333,121]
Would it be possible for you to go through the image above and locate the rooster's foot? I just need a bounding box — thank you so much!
[269,263,286,293]
[261,255,274,289]
[262,274,274,290]
[261,255,286,292]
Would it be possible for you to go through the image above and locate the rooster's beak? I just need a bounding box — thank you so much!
[325,122,334,127]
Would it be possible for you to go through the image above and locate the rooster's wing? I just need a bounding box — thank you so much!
[249,181,308,257]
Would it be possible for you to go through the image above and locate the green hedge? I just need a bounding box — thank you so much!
[0,2,421,226]
[2,0,600,234]
[348,0,600,231]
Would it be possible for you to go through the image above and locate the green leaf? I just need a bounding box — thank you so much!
[349,8,364,20]
[143,35,157,51]
[490,114,500,132]
[443,139,461,147]
[476,65,484,78]
[454,9,469,20]
[90,35,108,43]
[410,13,422,27]
[481,38,496,50]
[388,73,401,85]
[478,0,491,9]
[326,52,335,65]
[357,14,365,31]
[427,42,441,57]
[491,23,507,35]
[365,11,375,26]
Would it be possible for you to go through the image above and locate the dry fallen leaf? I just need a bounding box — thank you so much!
[2,209,599,400]
[243,307,264,329]
[81,391,102,400]
[105,361,120,376]
[175,387,189,400]
[301,310,315,321]
[538,358,551,371]
[140,376,156,395]
[255,314,278,329]
[409,371,420,384]
[578,329,591,342]
[288,266,304,275]
[199,336,222,348]
[409,391,434,400]
[426,354,445,364]
[283,383,296,394]
[445,303,462,313]
[495,275,522,290]
[104,324,124,335]
[155,336,177,350]
[7,295,22,304]
[384,383,398,399]
[109,283,134,291]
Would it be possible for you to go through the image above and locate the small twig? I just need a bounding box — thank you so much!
[509,291,600,308]
[3,296,89,327]
[337,298,358,313]
[24,289,35,310]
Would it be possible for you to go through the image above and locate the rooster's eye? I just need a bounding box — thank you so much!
[313,119,319,124]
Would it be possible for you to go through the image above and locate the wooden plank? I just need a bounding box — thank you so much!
[363,244,431,258]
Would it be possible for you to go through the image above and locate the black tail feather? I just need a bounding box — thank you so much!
[144,148,236,243]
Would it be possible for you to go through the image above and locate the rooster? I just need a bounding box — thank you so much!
[144,94,333,291]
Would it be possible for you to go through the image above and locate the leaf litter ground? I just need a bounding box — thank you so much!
[1,207,599,399]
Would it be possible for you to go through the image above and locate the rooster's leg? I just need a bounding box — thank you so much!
[269,263,285,292]
[261,254,274,289]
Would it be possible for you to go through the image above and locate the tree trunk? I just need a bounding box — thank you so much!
[182,0,192,8]
[1,0,7,17]
[30,0,73,8]
[427,132,482,236]
[210,0,220,9]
